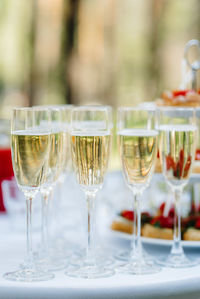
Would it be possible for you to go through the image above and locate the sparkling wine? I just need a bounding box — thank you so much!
[119,129,157,188]
[160,124,196,187]
[60,131,70,175]
[48,131,63,182]
[71,132,110,188]
[11,130,50,188]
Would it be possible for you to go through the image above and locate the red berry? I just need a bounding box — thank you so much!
[168,207,175,218]
[195,219,200,229]
[172,90,191,97]
[190,203,200,214]
[151,216,161,227]
[159,202,165,214]
[121,210,134,221]
[161,216,173,229]
[142,212,151,218]
[183,156,191,177]
[159,202,174,217]
[195,149,200,161]
[151,215,173,229]
[166,155,175,171]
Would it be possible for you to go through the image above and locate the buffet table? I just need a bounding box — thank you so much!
[0,224,200,299]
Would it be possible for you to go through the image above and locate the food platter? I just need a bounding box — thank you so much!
[111,230,200,248]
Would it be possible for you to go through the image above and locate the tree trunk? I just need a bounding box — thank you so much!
[28,0,37,107]
[60,0,80,104]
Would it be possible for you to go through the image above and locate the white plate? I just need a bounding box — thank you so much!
[112,230,200,248]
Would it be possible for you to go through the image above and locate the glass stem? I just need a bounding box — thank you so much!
[130,193,137,259]
[135,195,142,259]
[26,197,34,268]
[55,181,62,235]
[193,184,200,213]
[86,192,95,264]
[41,193,49,256]
[171,189,183,255]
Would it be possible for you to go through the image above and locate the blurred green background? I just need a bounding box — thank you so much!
[0,0,199,171]
[0,0,200,118]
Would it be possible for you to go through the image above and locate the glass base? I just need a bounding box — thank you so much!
[115,258,161,275]
[36,257,67,272]
[71,252,114,267]
[34,249,71,272]
[48,241,73,260]
[3,268,54,282]
[157,253,198,268]
[115,248,153,263]
[65,263,115,279]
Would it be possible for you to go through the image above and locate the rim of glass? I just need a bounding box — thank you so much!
[33,105,67,112]
[12,107,33,111]
[72,105,109,112]
[83,104,112,109]
[156,106,196,112]
[59,104,74,110]
[38,104,73,110]
[118,106,156,112]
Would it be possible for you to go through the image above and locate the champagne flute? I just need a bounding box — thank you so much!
[157,107,198,268]
[193,108,200,211]
[37,106,66,271]
[94,105,113,262]
[116,107,160,274]
[70,105,114,267]
[49,105,73,253]
[4,107,54,282]
[65,106,114,278]
[58,105,73,182]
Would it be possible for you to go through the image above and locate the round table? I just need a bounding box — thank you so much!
[0,220,200,299]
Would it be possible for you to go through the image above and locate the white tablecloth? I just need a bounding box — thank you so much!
[0,226,200,299]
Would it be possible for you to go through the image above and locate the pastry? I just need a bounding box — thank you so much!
[111,203,200,242]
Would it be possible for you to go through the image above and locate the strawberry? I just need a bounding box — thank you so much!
[168,208,175,218]
[191,203,196,214]
[183,155,191,177]
[183,215,198,228]
[179,149,184,170]
[159,202,165,214]
[159,202,175,218]
[172,90,191,97]
[195,219,200,229]
[180,149,184,158]
[151,216,161,227]
[121,210,134,221]
[151,215,173,229]
[195,149,200,161]
[190,203,200,214]
[142,212,151,218]
[121,210,152,223]
[174,161,182,179]
[161,216,174,229]
[166,155,175,171]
